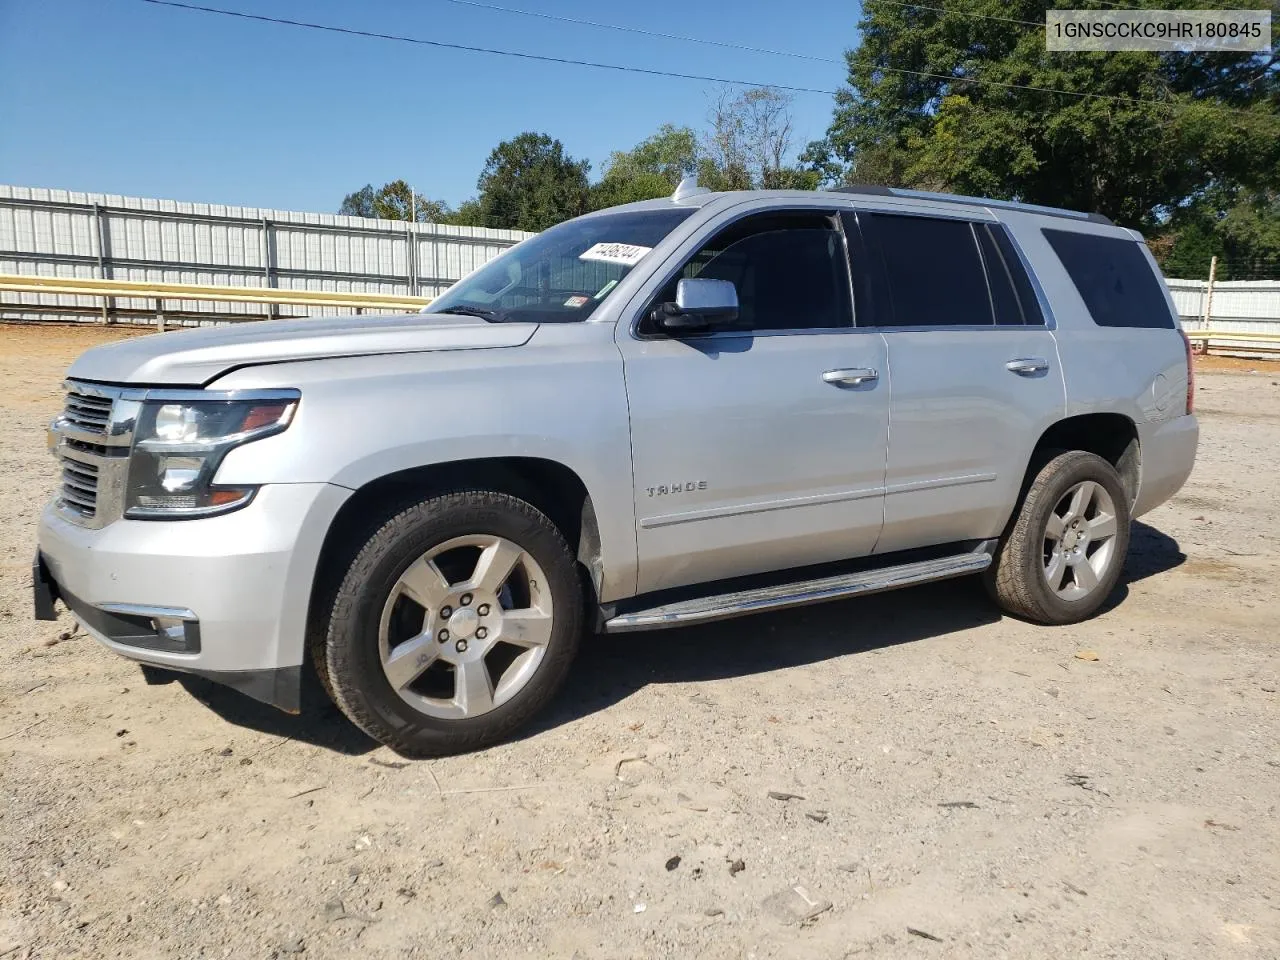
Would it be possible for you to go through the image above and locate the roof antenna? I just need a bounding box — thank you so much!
[672,176,710,202]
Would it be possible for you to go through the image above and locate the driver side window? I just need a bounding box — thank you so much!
[643,211,854,334]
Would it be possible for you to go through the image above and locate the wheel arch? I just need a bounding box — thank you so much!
[306,457,604,660]
[1022,412,1140,507]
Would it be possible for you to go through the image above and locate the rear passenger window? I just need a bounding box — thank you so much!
[976,226,1023,326]
[1043,228,1174,329]
[990,226,1044,325]
[976,224,1045,326]
[868,214,992,326]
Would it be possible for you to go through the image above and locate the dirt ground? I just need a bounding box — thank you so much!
[1,323,1278,960]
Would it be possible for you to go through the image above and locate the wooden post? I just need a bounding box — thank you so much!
[1202,255,1217,330]
[407,220,418,297]
[155,298,166,333]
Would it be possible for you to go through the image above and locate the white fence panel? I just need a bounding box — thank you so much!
[1166,278,1280,352]
[0,184,532,325]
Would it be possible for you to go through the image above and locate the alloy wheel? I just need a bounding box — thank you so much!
[1042,480,1119,602]
[378,534,553,719]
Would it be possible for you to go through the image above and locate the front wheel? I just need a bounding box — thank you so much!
[986,450,1131,625]
[322,491,583,756]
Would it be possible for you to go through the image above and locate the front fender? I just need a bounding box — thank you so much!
[208,326,639,601]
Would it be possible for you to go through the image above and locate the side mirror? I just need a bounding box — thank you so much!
[653,278,739,333]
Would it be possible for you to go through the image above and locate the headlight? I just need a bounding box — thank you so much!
[125,391,299,519]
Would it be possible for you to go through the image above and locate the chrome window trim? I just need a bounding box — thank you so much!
[654,325,881,343]
[971,221,1000,326]
[843,200,997,224]
[872,324,1057,334]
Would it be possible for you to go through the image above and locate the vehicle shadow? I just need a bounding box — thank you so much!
[166,521,1183,754]
[536,576,998,734]
[1096,518,1187,613]
[1123,519,1187,583]
[165,671,378,755]
[529,519,1187,737]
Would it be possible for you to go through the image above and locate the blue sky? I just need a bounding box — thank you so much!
[0,0,858,213]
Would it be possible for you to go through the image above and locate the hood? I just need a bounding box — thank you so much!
[66,312,538,386]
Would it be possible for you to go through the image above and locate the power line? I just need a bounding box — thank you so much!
[1087,0,1255,10]
[875,0,1043,29]
[137,0,840,95]
[138,0,1259,115]
[871,62,1177,107]
[436,0,841,64]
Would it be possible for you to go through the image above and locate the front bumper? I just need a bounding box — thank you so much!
[35,482,350,712]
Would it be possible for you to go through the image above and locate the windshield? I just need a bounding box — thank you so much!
[424,207,695,323]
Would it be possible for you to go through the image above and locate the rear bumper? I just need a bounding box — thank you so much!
[35,482,350,711]
[1134,414,1198,517]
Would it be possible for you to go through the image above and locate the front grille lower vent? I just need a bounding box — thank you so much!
[60,456,100,518]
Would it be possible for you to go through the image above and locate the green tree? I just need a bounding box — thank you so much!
[475,132,591,231]
[443,198,485,228]
[807,0,1280,231]
[591,124,700,208]
[1161,190,1280,279]
[338,180,453,222]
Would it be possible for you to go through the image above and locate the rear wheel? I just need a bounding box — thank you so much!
[987,450,1130,624]
[322,490,583,756]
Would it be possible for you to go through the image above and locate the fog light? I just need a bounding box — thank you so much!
[149,615,188,644]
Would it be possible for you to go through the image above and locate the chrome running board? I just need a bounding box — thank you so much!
[603,540,997,633]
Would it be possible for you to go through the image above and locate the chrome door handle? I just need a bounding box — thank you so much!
[1006,358,1049,376]
[822,367,879,387]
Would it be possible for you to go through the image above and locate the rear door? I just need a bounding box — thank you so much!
[849,210,1066,553]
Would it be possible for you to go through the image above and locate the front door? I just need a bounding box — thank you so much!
[618,208,891,595]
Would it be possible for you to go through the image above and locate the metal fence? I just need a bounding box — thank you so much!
[4,183,1279,344]
[0,185,533,325]
[1167,278,1280,353]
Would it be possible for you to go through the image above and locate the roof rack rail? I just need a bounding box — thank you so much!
[831,185,1113,225]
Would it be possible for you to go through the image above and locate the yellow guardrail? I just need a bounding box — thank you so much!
[0,273,430,311]
[1184,329,1280,342]
[4,274,1275,341]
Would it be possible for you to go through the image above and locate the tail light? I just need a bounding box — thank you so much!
[1180,330,1195,415]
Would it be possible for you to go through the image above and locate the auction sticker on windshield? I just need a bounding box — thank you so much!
[579,242,652,266]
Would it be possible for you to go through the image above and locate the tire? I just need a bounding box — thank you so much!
[986,450,1131,625]
[322,490,583,756]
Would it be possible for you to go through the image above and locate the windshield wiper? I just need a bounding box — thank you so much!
[430,305,506,322]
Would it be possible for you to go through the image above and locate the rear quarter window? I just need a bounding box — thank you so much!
[1042,228,1174,329]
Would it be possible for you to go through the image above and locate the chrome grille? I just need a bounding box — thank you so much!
[63,391,113,434]
[60,457,99,518]
[52,382,133,528]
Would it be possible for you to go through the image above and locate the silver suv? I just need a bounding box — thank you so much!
[34,183,1199,755]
